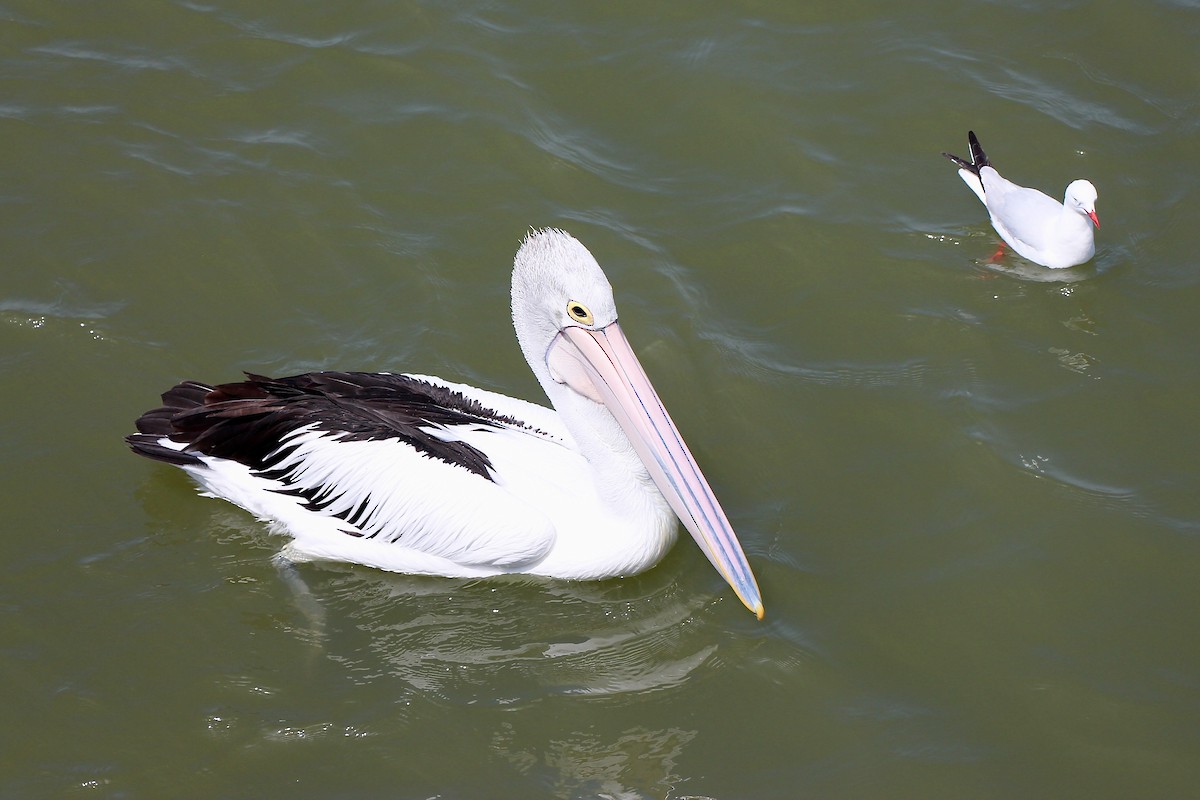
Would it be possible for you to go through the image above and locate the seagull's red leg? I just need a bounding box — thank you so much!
[988,242,1007,263]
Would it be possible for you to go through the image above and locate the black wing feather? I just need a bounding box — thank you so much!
[127,371,537,481]
[942,130,991,176]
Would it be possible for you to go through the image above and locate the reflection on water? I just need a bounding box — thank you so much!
[172,507,749,797]
[200,507,736,707]
[977,257,1094,283]
[289,563,727,705]
[492,722,697,800]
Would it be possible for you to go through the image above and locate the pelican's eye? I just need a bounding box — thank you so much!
[566,300,594,326]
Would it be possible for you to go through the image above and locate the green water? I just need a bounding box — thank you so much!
[2,1,1198,797]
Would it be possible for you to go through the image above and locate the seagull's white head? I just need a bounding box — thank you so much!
[1065,179,1100,228]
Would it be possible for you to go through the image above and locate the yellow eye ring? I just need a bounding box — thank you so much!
[566,300,594,326]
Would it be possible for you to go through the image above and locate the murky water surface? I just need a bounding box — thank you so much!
[2,1,1198,797]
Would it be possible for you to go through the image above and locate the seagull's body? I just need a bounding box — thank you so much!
[943,131,1099,269]
[128,229,764,617]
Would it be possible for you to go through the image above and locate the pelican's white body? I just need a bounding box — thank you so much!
[134,230,762,615]
[167,372,676,580]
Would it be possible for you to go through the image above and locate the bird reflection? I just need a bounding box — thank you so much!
[492,721,697,800]
[267,548,738,706]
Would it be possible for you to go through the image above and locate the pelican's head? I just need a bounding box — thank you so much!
[1065,179,1099,228]
[511,228,618,361]
[510,229,765,619]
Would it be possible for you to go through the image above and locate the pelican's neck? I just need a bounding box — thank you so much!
[509,228,672,526]
[539,374,672,523]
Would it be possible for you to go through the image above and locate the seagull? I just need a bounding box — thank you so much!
[942,130,1099,269]
[128,229,765,618]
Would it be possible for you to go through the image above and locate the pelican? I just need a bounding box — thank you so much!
[943,130,1099,269]
[128,229,764,618]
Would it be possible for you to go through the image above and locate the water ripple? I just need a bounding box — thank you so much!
[31,41,183,72]
[272,563,747,707]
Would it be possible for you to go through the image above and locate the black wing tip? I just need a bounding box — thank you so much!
[942,150,974,171]
[966,130,990,168]
[129,378,219,461]
[943,130,988,174]
[126,433,205,466]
